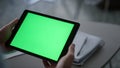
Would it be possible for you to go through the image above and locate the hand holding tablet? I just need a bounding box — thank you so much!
[6,10,80,62]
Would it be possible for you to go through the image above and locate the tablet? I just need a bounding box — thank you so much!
[6,10,80,62]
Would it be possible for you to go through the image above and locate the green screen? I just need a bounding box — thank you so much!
[10,12,74,61]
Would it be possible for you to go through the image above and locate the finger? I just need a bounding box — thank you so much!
[49,61,56,66]
[7,18,18,29]
[56,44,75,68]
[42,60,50,67]
[67,44,75,57]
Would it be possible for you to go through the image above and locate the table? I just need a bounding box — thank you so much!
[5,21,120,68]
[72,21,120,68]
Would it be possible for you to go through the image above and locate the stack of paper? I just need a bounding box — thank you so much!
[3,51,24,60]
[73,31,105,65]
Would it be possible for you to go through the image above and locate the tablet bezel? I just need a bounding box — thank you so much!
[6,10,80,63]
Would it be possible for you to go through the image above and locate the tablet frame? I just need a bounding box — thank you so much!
[6,10,80,63]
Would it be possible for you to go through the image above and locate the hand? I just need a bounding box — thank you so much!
[0,18,18,44]
[0,18,18,51]
[43,44,75,68]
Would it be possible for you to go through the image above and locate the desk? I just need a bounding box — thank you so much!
[5,22,120,68]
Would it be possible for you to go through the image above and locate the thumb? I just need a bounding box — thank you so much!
[7,18,18,29]
[56,44,75,68]
[66,44,75,57]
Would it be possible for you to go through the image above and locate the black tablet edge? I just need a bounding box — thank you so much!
[25,10,79,25]
[8,45,60,63]
[58,23,80,62]
[5,9,80,63]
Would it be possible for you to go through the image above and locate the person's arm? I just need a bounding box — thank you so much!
[0,18,18,68]
[0,18,18,51]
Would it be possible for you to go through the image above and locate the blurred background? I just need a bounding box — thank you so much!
[0,0,120,68]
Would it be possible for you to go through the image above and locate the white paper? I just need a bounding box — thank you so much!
[3,51,24,60]
[73,31,104,65]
